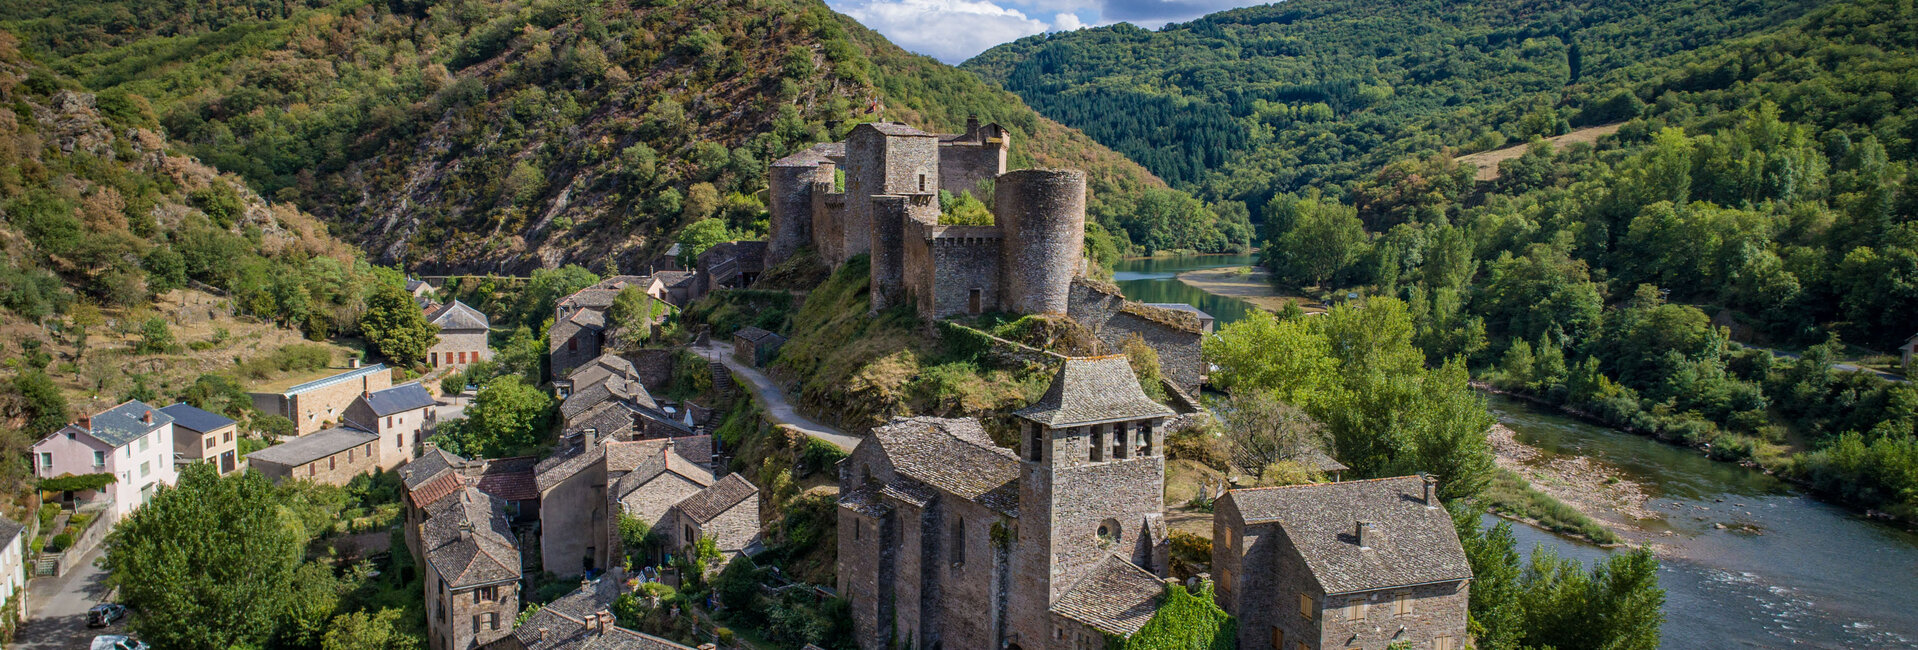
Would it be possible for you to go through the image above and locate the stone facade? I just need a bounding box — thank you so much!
[548,274,693,380]
[421,486,521,650]
[428,301,493,369]
[342,383,437,471]
[250,364,394,436]
[247,426,382,485]
[1066,280,1206,395]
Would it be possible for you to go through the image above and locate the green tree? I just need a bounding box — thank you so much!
[322,608,420,650]
[938,190,993,225]
[136,317,175,354]
[254,414,295,442]
[1268,194,1368,288]
[12,370,69,435]
[677,218,734,266]
[103,464,303,650]
[182,374,249,417]
[359,283,439,366]
[606,286,660,350]
[458,376,553,456]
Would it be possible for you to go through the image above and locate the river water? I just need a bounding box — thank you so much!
[1111,255,1918,649]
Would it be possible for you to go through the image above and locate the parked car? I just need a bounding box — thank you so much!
[85,603,126,627]
[89,635,147,650]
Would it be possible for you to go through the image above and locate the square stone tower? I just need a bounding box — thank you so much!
[843,123,938,267]
[1007,355,1175,648]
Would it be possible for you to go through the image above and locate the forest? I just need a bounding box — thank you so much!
[984,0,1918,519]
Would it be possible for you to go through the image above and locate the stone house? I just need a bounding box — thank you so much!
[401,448,540,576]
[731,326,784,368]
[33,400,180,521]
[557,354,697,441]
[661,472,760,559]
[0,515,26,624]
[428,301,493,370]
[692,241,767,300]
[249,363,393,436]
[607,439,713,563]
[344,383,438,471]
[160,402,240,475]
[245,426,381,485]
[548,275,693,380]
[535,431,719,578]
[1211,476,1472,650]
[836,356,1176,650]
[422,485,521,650]
[407,277,435,304]
[481,573,692,649]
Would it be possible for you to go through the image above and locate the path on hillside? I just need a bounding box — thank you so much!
[1457,122,1624,181]
[692,342,860,451]
[1753,346,1908,383]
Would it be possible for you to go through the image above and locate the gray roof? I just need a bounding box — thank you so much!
[1051,555,1166,637]
[536,440,605,492]
[158,403,235,434]
[77,400,172,447]
[363,383,437,417]
[608,435,712,472]
[1144,303,1212,320]
[422,486,520,589]
[405,277,427,292]
[673,473,757,524]
[734,326,782,345]
[856,122,933,137]
[568,354,638,390]
[868,417,1021,516]
[273,364,389,397]
[1226,476,1472,595]
[428,300,491,331]
[1299,448,1348,473]
[503,579,691,649]
[1015,356,1174,427]
[403,447,469,490]
[246,426,378,467]
[562,376,655,420]
[771,149,830,168]
[0,515,24,546]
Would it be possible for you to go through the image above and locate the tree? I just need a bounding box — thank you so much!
[1268,194,1368,288]
[136,317,175,354]
[606,286,660,351]
[182,373,248,417]
[103,464,303,649]
[456,376,553,456]
[678,218,733,266]
[359,282,439,366]
[1217,389,1327,475]
[12,370,69,435]
[67,300,103,358]
[938,190,993,225]
[254,414,295,442]
[322,608,419,650]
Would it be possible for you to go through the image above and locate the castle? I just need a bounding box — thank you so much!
[766,117,1088,319]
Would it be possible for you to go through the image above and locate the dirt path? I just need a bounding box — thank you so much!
[1175,267,1323,313]
[1457,123,1624,181]
[692,342,860,451]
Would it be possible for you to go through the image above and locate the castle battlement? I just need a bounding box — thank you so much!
[767,118,1086,320]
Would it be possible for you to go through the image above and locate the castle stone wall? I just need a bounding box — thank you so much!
[997,169,1086,316]
[766,160,821,268]
[868,194,938,312]
[845,126,937,266]
[810,179,845,265]
[938,118,1009,195]
[1066,280,1204,394]
[909,225,1003,319]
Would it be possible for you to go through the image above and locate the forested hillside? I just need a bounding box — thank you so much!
[984,0,1918,519]
[0,0,1237,272]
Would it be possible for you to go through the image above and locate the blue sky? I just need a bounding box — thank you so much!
[825,0,1274,64]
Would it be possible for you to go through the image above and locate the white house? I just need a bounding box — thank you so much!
[0,515,24,621]
[31,400,181,522]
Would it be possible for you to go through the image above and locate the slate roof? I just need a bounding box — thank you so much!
[568,354,638,390]
[79,400,173,447]
[674,473,757,523]
[422,486,520,589]
[273,364,389,397]
[476,456,542,502]
[501,579,692,650]
[772,149,831,168]
[363,383,437,416]
[0,515,24,547]
[562,376,656,420]
[245,426,377,467]
[405,277,427,292]
[403,447,468,490]
[606,437,713,475]
[857,122,933,137]
[1015,356,1174,427]
[613,445,713,501]
[158,403,235,434]
[869,417,1021,516]
[733,326,782,345]
[809,142,845,159]
[428,300,491,331]
[535,440,605,492]
[837,483,889,518]
[1299,448,1349,473]
[1051,555,1166,637]
[1227,476,1471,595]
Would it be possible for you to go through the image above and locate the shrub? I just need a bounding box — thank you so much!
[48,533,74,552]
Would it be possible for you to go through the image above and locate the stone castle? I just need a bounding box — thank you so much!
[766,117,1089,319]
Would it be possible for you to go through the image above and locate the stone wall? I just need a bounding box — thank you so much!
[342,400,427,471]
[427,567,517,650]
[810,179,845,265]
[936,123,1009,196]
[539,463,607,577]
[251,439,382,486]
[253,368,394,436]
[996,169,1086,316]
[838,505,888,650]
[548,320,602,381]
[1066,280,1205,394]
[429,330,491,369]
[684,492,759,556]
[766,161,820,268]
[629,349,676,389]
[909,225,1003,320]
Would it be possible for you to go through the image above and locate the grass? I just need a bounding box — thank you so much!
[1479,468,1621,545]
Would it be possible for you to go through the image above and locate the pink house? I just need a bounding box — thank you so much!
[32,400,181,522]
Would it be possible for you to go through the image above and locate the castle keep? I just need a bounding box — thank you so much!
[767,118,1086,319]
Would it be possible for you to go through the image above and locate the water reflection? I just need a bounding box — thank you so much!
[1109,254,1262,325]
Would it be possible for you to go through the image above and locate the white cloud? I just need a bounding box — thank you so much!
[837,0,1052,63]
[1053,12,1085,31]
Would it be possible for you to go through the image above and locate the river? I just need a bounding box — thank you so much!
[1111,255,1918,649]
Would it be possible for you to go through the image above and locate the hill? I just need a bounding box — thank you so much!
[0,0,1227,272]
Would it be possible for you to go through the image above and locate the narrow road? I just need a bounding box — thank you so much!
[16,545,119,649]
[691,342,860,451]
[1755,347,1908,383]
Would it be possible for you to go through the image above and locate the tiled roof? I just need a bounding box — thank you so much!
[411,471,464,509]
[569,401,638,440]
[837,483,889,518]
[363,382,437,416]
[562,376,655,420]
[870,417,1021,516]
[428,300,491,331]
[423,486,520,588]
[274,364,389,397]
[674,473,757,524]
[505,587,691,650]
[536,440,605,492]
[1051,555,1166,637]
[809,142,845,159]
[568,354,638,388]
[1299,448,1348,473]
[1227,476,1471,595]
[733,326,782,344]
[1015,356,1174,427]
[81,400,172,447]
[857,122,933,137]
[476,456,542,502]
[771,149,830,168]
[0,515,24,546]
[403,447,468,490]
[158,402,235,434]
[606,436,712,474]
[246,426,377,467]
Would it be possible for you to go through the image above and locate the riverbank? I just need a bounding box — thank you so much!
[1175,266,1323,314]
[1486,424,1644,545]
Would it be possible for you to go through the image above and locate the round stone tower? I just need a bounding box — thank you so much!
[766,150,829,268]
[996,169,1086,315]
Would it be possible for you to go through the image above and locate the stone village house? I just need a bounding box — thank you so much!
[247,383,438,485]
[548,274,695,380]
[249,363,393,436]
[160,402,240,475]
[428,300,494,370]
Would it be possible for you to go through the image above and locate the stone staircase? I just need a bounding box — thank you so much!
[709,361,734,401]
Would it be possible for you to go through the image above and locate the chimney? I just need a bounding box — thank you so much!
[363,389,372,401]
[537,628,550,642]
[1356,521,1374,549]
[582,428,597,449]
[1423,474,1439,507]
[79,415,92,430]
[594,609,614,633]
[142,410,153,424]
[350,357,362,369]
[458,520,474,544]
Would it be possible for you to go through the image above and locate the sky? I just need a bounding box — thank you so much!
[826,0,1273,64]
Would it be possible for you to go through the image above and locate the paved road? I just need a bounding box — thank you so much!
[1756,347,1908,383]
[16,545,121,649]
[691,342,860,451]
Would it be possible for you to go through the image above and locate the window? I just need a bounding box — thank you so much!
[386,416,393,428]
[1089,427,1105,461]
[854,521,861,541]
[138,436,149,452]
[950,517,965,566]
[684,526,694,545]
[309,464,316,476]
[397,434,404,448]
[225,431,232,443]
[478,585,498,602]
[918,174,927,192]
[329,457,336,471]
[1112,422,1127,459]
[1218,569,1232,593]
[1299,594,1315,620]
[1028,423,1044,462]
[140,461,151,478]
[488,612,500,630]
[1270,626,1283,650]
[1345,597,1367,621]
[1296,643,1309,650]
[472,615,480,634]
[1393,591,1412,616]
[348,449,355,462]
[365,443,374,456]
[38,452,52,470]
[204,436,215,450]
[568,338,577,351]
[93,451,105,467]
